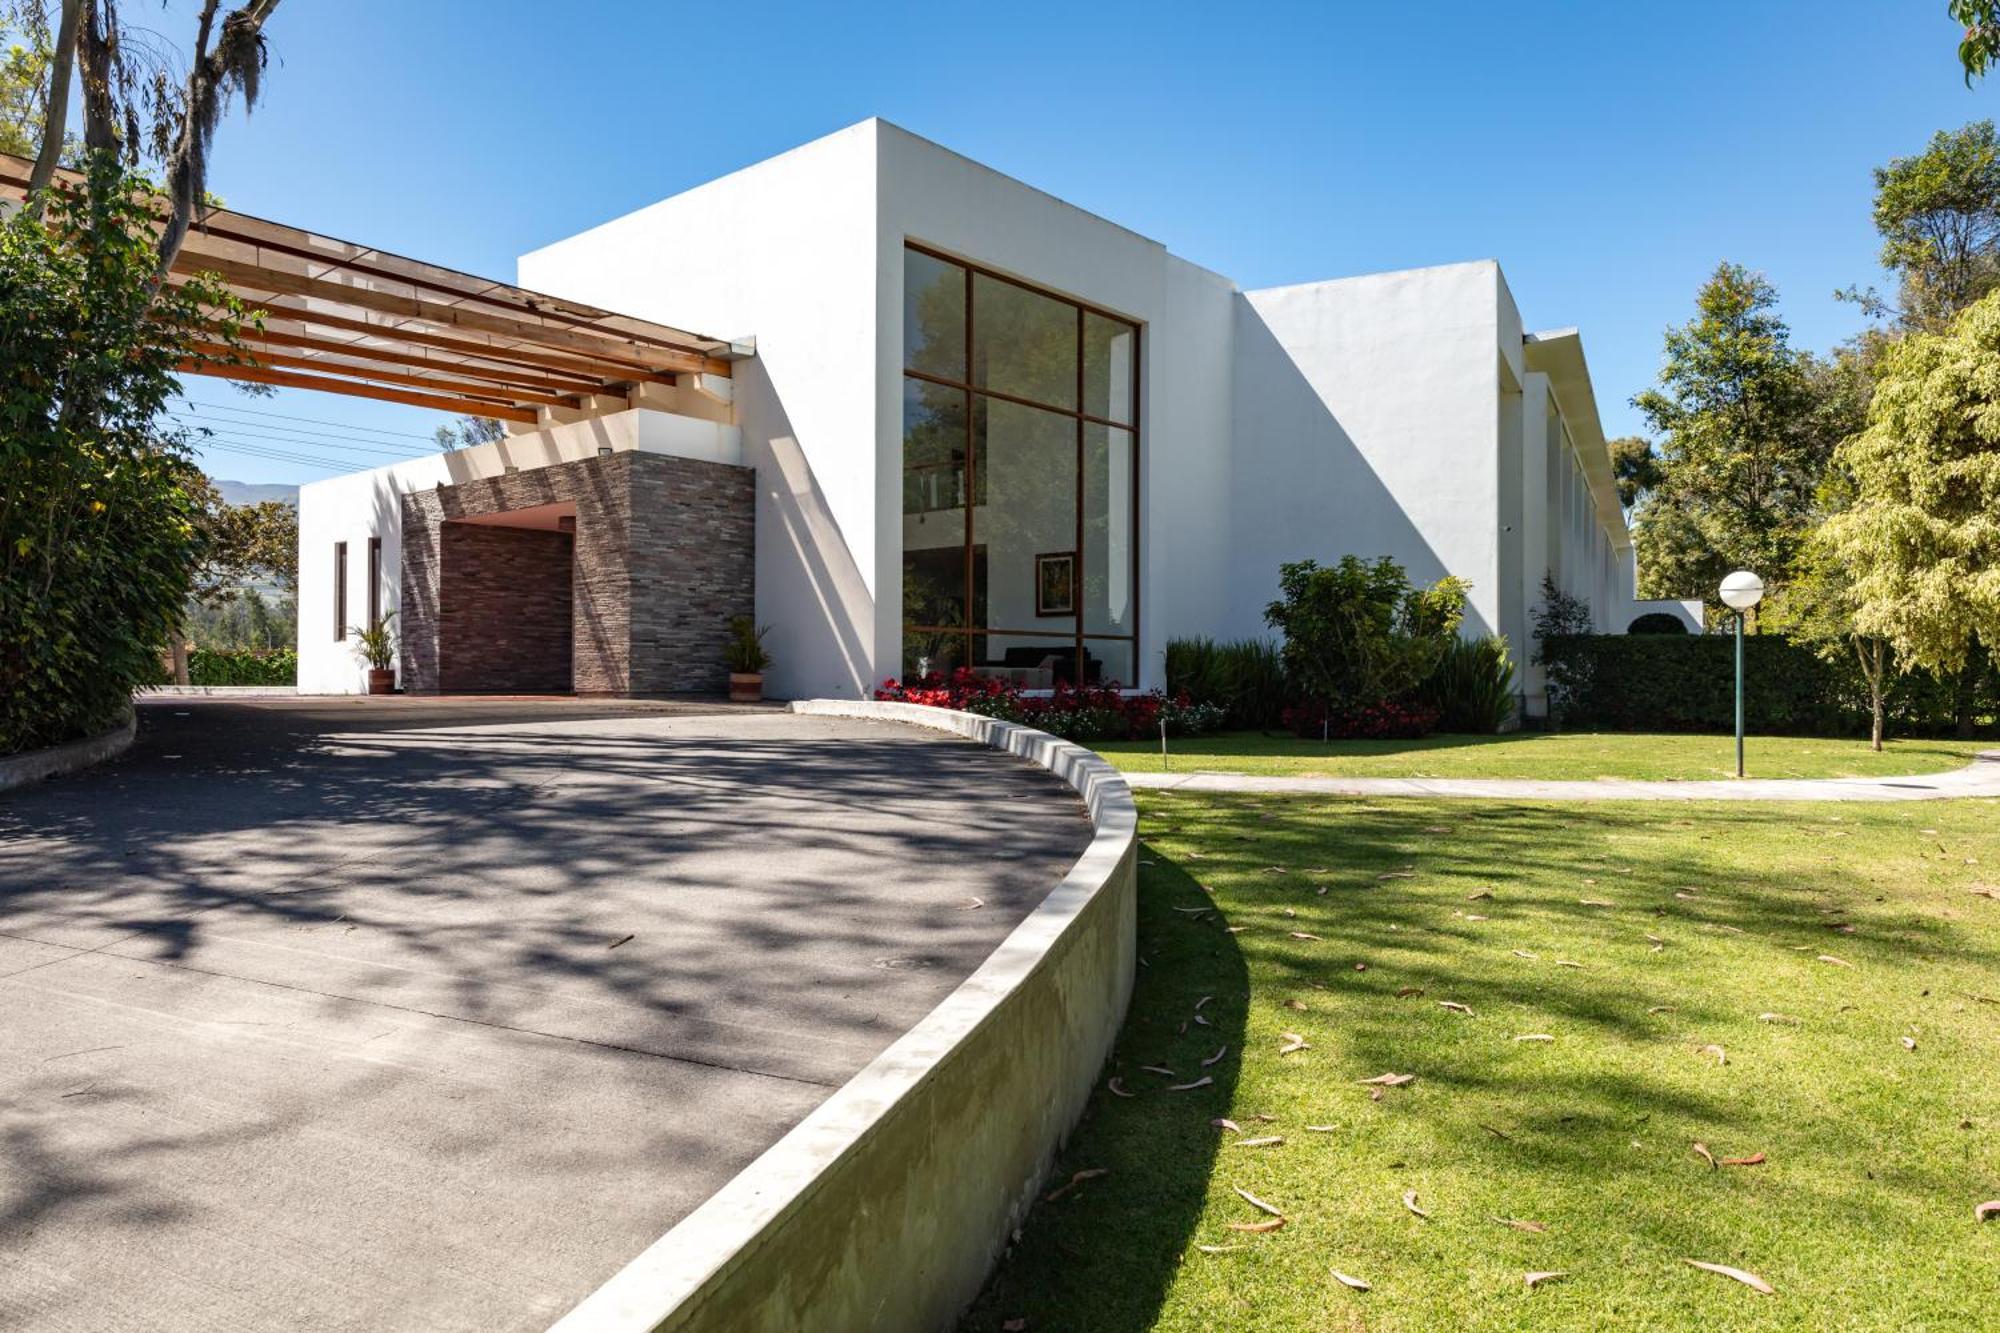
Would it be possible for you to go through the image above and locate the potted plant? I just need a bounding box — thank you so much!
[724,615,772,702]
[350,612,398,695]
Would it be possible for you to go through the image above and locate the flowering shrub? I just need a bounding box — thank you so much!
[875,669,1224,740]
[1280,699,1441,740]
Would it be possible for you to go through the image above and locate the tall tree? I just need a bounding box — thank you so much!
[1846,121,2000,331]
[1817,288,2000,720]
[1630,264,1831,605]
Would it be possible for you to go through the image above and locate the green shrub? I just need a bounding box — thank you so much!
[1264,556,1469,724]
[1,159,253,755]
[1165,636,1288,729]
[187,648,296,686]
[1419,634,1518,733]
[1538,634,1998,736]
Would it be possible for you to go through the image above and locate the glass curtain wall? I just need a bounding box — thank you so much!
[901,245,1138,686]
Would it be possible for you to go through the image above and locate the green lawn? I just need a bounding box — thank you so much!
[962,792,2000,1331]
[1095,729,1992,782]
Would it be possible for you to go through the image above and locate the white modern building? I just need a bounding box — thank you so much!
[297,118,1687,714]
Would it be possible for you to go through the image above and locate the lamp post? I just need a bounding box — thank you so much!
[1719,570,1765,778]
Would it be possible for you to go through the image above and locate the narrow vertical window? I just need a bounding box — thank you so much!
[333,541,348,640]
[367,536,382,627]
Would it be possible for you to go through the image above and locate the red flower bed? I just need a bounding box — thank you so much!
[1281,699,1441,740]
[875,669,1223,740]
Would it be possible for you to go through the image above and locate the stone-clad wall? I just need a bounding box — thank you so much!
[398,452,754,696]
[629,454,756,695]
[438,525,575,693]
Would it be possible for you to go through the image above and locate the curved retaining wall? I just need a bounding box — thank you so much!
[550,700,1139,1333]
[0,709,136,795]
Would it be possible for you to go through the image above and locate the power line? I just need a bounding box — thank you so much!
[167,420,434,461]
[165,412,437,456]
[173,399,447,443]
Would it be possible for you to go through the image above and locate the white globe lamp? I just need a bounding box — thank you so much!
[1719,570,1765,612]
[1718,570,1763,776]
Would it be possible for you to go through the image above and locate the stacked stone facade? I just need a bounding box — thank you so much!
[398,452,754,696]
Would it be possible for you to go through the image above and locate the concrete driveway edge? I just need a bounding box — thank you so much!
[0,707,136,794]
[547,700,1140,1333]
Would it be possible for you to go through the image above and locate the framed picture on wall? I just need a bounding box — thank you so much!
[1035,551,1076,617]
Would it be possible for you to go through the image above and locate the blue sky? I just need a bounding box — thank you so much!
[175,0,1997,486]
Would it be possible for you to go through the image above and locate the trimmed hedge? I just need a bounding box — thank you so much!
[1541,634,1997,736]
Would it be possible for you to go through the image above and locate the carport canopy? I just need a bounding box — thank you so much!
[0,153,740,426]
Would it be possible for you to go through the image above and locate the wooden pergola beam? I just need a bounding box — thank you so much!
[238,326,605,396]
[218,302,679,387]
[188,341,583,409]
[177,359,541,424]
[178,251,732,378]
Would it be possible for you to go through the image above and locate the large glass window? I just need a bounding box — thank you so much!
[902,245,1139,685]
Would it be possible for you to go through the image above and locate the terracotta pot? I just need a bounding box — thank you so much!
[728,672,763,703]
[367,668,395,695]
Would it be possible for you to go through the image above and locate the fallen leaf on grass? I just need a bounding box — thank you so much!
[1682,1259,1774,1295]
[1194,1244,1244,1254]
[1396,986,1425,998]
[1758,1012,1801,1025]
[1976,1200,2000,1222]
[1211,1117,1242,1132]
[1305,1124,1339,1132]
[1330,1270,1371,1291]
[1227,1217,1287,1233]
[1720,1152,1766,1167]
[1514,1033,1555,1043]
[1692,1142,1718,1170]
[1467,888,1494,901]
[1284,998,1309,1012]
[1279,1033,1311,1055]
[1424,825,1450,834]
[1234,1186,1284,1216]
[1235,1136,1284,1148]
[1289,931,1324,941]
[1902,1036,1918,1051]
[958,897,984,911]
[1525,1270,1569,1289]
[1648,1005,1678,1014]
[1378,871,1415,881]
[1141,1065,1177,1076]
[1580,898,1616,908]
[1493,1216,1548,1233]
[1202,1046,1229,1067]
[1169,1076,1214,1092]
[1970,886,2000,900]
[1554,959,1584,968]
[1358,1072,1416,1086]
[1042,1167,1109,1202]
[1172,906,1212,916]
[1107,1078,1134,1098]
[1461,913,1490,922]
[1511,949,1539,960]
[1402,1189,1431,1220]
[1817,954,1854,967]
[1675,890,1699,901]
[1195,995,1213,1011]
[1699,1044,1728,1066]
[1439,1000,1474,1015]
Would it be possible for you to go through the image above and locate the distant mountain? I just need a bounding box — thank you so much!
[211,479,300,507]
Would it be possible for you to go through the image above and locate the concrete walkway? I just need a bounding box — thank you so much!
[0,698,1092,1333]
[1126,749,2000,801]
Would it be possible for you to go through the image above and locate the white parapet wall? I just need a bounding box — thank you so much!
[548,699,1139,1333]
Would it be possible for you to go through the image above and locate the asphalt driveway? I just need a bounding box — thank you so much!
[0,697,1092,1332]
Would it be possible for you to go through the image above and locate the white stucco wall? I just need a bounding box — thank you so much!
[1232,262,1508,639]
[521,123,883,700]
